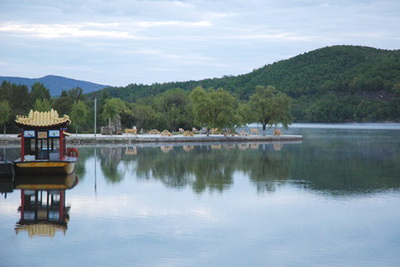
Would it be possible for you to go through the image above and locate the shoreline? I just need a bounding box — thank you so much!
[0,133,303,144]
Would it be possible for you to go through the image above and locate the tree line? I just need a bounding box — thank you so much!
[0,81,292,135]
[2,45,399,132]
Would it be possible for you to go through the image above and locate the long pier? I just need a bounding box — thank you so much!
[0,133,303,144]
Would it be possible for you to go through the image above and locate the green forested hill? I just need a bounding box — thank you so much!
[245,45,400,97]
[93,45,400,122]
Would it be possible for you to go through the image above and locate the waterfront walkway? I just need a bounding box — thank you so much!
[0,133,303,144]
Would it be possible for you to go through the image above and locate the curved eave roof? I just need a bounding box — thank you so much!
[15,109,71,128]
[15,224,67,237]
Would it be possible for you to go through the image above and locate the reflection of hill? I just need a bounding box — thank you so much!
[289,135,400,194]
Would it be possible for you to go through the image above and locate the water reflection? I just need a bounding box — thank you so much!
[92,143,294,193]
[100,147,124,183]
[88,137,400,195]
[288,131,400,193]
[0,173,78,238]
[0,173,14,198]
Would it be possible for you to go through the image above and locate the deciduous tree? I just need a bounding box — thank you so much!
[132,103,157,131]
[190,87,239,135]
[71,100,90,134]
[0,100,11,136]
[249,85,293,134]
[52,90,74,116]
[34,98,52,111]
[30,82,51,106]
[102,98,129,128]
[154,88,191,131]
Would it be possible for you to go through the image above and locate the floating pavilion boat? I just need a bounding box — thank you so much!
[13,109,79,175]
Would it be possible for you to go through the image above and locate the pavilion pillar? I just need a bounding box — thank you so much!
[60,130,64,160]
[20,130,25,161]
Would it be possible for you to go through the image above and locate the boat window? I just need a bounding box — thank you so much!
[31,139,35,153]
[24,138,36,155]
[37,138,50,160]
[50,192,61,205]
[50,138,60,152]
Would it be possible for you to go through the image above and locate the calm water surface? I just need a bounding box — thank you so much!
[1,125,400,267]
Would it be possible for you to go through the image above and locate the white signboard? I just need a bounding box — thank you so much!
[24,130,35,138]
[49,130,60,137]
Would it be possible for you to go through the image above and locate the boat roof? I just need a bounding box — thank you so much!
[15,223,67,237]
[15,109,71,128]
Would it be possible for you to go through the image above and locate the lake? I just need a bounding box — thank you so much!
[1,124,400,267]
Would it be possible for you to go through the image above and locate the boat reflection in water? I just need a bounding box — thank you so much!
[13,173,78,238]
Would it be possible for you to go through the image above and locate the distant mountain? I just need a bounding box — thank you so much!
[0,75,109,96]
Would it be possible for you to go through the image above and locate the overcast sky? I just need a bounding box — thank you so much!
[1,0,400,86]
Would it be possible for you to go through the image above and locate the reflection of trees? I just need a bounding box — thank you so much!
[74,131,400,195]
[190,147,235,193]
[136,147,193,188]
[239,146,292,193]
[99,147,124,183]
[72,146,93,179]
[130,138,400,194]
[69,146,127,184]
[132,144,289,194]
[133,146,236,193]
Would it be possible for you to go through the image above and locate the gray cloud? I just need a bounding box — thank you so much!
[1,0,399,86]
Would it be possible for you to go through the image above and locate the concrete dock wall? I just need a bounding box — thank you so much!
[0,134,303,144]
